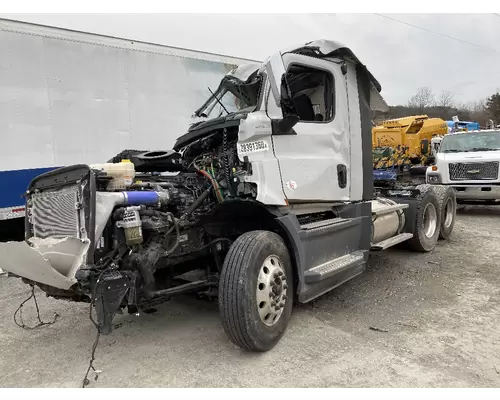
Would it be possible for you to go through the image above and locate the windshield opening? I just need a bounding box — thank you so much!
[439,131,500,153]
[194,72,262,119]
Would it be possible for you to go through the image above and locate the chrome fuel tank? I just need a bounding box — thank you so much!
[370,198,406,244]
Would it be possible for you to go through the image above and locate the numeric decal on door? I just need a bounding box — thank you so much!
[238,140,269,155]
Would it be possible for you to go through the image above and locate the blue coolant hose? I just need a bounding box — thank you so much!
[122,191,163,205]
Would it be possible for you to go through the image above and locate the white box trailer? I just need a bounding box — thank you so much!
[0,18,257,238]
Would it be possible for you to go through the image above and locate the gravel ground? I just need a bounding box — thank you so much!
[1,206,499,388]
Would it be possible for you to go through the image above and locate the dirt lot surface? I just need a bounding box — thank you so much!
[1,206,500,388]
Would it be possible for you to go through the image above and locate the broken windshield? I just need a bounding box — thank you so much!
[440,131,500,153]
[193,71,262,119]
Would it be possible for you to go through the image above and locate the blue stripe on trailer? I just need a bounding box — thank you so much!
[0,167,59,209]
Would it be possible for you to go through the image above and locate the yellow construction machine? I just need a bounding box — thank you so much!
[372,115,448,170]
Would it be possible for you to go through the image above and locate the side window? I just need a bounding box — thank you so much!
[284,64,335,123]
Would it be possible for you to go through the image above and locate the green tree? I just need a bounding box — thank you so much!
[485,93,500,124]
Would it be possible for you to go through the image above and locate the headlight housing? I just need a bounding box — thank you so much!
[427,173,441,184]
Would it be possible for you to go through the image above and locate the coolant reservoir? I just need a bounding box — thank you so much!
[90,159,136,191]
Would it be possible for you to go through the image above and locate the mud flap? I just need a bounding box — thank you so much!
[94,270,135,335]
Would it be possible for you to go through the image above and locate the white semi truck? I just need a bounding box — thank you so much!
[427,129,500,204]
[0,40,458,353]
[0,18,256,241]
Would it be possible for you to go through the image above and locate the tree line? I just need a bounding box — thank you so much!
[374,87,500,128]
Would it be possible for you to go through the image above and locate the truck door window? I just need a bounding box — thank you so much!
[285,64,335,123]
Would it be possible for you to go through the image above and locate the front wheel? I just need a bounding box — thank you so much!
[219,230,294,352]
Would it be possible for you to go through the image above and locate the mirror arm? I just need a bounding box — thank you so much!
[271,115,299,136]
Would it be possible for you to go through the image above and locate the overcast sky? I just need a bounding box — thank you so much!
[2,13,499,105]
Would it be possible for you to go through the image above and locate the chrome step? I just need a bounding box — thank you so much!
[371,233,413,251]
[299,218,356,238]
[300,217,347,230]
[304,252,365,283]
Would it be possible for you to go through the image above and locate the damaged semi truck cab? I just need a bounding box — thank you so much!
[0,40,456,352]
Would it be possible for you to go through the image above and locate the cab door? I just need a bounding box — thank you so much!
[265,52,351,202]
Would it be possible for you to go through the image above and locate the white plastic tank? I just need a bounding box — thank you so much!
[89,159,136,191]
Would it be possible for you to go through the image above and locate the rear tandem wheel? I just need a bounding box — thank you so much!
[432,185,457,240]
[406,184,441,252]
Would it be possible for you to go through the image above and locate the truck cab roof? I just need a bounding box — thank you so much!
[174,39,388,151]
[278,39,382,92]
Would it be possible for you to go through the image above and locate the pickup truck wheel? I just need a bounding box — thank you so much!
[406,185,441,252]
[219,230,293,352]
[433,186,456,240]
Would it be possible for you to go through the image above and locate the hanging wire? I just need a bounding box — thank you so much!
[82,329,101,387]
[13,284,59,330]
[81,265,111,387]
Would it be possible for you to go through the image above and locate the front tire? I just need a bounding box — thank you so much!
[219,230,293,352]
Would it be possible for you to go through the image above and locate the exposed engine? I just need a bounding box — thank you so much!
[20,125,258,334]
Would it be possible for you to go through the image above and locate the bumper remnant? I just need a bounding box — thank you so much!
[0,237,90,290]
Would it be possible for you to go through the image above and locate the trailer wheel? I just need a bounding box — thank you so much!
[406,185,441,252]
[219,230,293,352]
[433,186,457,240]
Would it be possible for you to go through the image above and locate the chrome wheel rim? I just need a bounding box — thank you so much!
[423,203,437,238]
[256,255,288,326]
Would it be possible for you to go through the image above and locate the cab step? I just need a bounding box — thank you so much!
[299,217,356,238]
[300,217,346,230]
[371,233,413,251]
[304,252,365,283]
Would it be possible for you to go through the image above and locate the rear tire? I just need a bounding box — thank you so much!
[433,186,457,240]
[406,185,441,252]
[219,230,293,352]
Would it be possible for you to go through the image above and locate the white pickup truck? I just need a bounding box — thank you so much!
[426,129,500,204]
